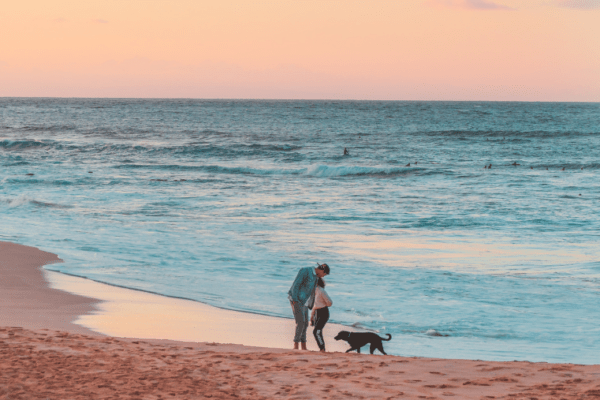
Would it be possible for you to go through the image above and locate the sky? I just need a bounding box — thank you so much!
[1,0,599,101]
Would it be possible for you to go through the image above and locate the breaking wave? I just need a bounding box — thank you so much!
[2,195,71,209]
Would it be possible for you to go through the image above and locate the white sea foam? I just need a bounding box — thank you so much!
[5,194,31,208]
[304,164,409,177]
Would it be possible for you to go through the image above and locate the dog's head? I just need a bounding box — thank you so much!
[334,331,351,341]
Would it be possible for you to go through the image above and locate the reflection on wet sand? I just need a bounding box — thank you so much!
[44,270,354,352]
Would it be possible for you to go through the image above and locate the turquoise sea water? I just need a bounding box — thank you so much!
[2,98,599,363]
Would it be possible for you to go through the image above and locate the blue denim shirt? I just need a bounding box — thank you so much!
[288,267,318,309]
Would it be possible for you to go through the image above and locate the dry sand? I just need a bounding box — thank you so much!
[2,241,600,399]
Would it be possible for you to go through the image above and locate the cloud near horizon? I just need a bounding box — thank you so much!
[556,0,600,9]
[426,0,515,10]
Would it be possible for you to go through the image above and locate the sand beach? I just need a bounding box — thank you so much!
[2,241,600,399]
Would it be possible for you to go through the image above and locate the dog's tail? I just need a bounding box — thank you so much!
[381,334,392,341]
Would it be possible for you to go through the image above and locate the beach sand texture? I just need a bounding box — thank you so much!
[3,327,600,400]
[2,241,600,399]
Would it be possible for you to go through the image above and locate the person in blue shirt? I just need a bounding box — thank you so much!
[288,263,330,350]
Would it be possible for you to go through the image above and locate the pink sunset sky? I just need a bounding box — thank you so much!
[1,0,598,101]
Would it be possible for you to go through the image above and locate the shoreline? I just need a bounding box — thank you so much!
[3,241,600,399]
[43,268,285,319]
[42,268,357,351]
[1,240,356,351]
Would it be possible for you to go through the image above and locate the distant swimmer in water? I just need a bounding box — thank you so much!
[415,161,418,165]
[488,164,492,169]
[512,162,520,166]
[561,167,565,171]
[344,147,349,156]
[405,163,410,167]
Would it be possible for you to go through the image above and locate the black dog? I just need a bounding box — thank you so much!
[334,331,392,355]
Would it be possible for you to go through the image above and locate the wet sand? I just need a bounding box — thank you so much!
[42,269,355,352]
[2,241,600,399]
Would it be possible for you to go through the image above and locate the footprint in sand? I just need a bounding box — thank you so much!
[565,378,584,384]
[424,384,457,389]
[480,366,506,372]
[462,381,491,386]
[490,376,518,383]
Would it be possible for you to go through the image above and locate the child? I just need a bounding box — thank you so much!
[310,277,333,352]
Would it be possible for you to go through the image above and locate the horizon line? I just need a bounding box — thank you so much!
[2,96,599,104]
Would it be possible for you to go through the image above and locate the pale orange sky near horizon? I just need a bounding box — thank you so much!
[1,0,599,101]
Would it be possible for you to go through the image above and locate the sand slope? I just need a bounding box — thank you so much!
[0,241,99,335]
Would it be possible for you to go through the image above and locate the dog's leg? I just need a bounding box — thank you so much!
[376,344,387,355]
[370,344,376,354]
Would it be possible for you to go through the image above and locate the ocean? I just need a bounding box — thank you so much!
[1,98,599,363]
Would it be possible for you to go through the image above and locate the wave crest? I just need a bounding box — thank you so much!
[0,140,56,151]
[2,195,70,209]
[304,165,416,178]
